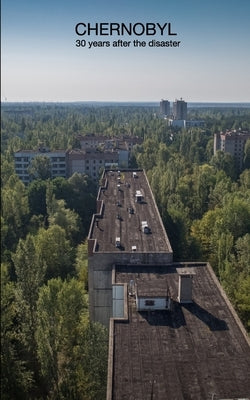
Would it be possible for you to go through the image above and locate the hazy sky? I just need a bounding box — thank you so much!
[1,0,250,102]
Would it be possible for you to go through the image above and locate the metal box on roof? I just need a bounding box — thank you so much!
[141,221,150,233]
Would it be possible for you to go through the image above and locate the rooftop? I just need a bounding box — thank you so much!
[88,169,172,254]
[108,263,250,400]
[220,129,250,137]
[67,148,119,157]
[15,149,65,154]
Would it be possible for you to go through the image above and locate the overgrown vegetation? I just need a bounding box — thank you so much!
[1,102,250,398]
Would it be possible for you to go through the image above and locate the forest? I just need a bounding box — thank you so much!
[1,102,250,399]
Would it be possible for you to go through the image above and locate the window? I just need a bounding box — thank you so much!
[145,300,155,306]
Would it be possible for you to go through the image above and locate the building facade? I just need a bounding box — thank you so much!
[173,98,187,120]
[214,129,250,171]
[14,134,142,183]
[160,99,170,116]
[67,149,119,180]
[14,147,67,184]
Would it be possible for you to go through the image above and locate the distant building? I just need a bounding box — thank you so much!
[160,99,170,116]
[167,119,205,128]
[67,148,119,180]
[14,146,66,184]
[173,98,187,120]
[77,134,142,152]
[162,98,203,129]
[78,134,114,150]
[214,129,250,171]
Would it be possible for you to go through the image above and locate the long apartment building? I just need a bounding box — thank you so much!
[88,169,173,326]
[88,169,250,399]
[214,129,250,171]
[14,134,142,183]
[14,147,67,184]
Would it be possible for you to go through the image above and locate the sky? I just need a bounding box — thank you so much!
[1,0,250,102]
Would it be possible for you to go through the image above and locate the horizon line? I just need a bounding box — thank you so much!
[2,100,250,105]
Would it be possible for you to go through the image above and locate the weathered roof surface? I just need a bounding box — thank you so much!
[109,263,250,400]
[89,170,172,254]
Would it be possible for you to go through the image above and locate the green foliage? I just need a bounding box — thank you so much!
[35,225,75,280]
[75,242,89,290]
[27,179,47,216]
[28,155,52,180]
[46,182,81,243]
[1,264,33,400]
[210,150,237,179]
[11,234,46,385]
[1,175,30,252]
[36,278,108,399]
[243,139,250,169]
[51,174,97,238]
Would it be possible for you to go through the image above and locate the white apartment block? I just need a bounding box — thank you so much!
[14,148,67,183]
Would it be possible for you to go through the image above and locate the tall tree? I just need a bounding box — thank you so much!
[1,264,33,400]
[12,234,46,372]
[36,278,107,399]
[243,139,250,169]
[27,179,47,216]
[1,176,30,250]
[75,241,89,290]
[35,225,74,280]
[28,155,51,180]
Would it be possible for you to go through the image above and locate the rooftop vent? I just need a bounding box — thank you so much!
[115,237,121,248]
[129,280,136,296]
[141,221,150,234]
[135,190,143,203]
[177,268,195,304]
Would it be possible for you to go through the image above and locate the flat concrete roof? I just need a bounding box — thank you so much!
[89,170,172,254]
[108,263,250,400]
